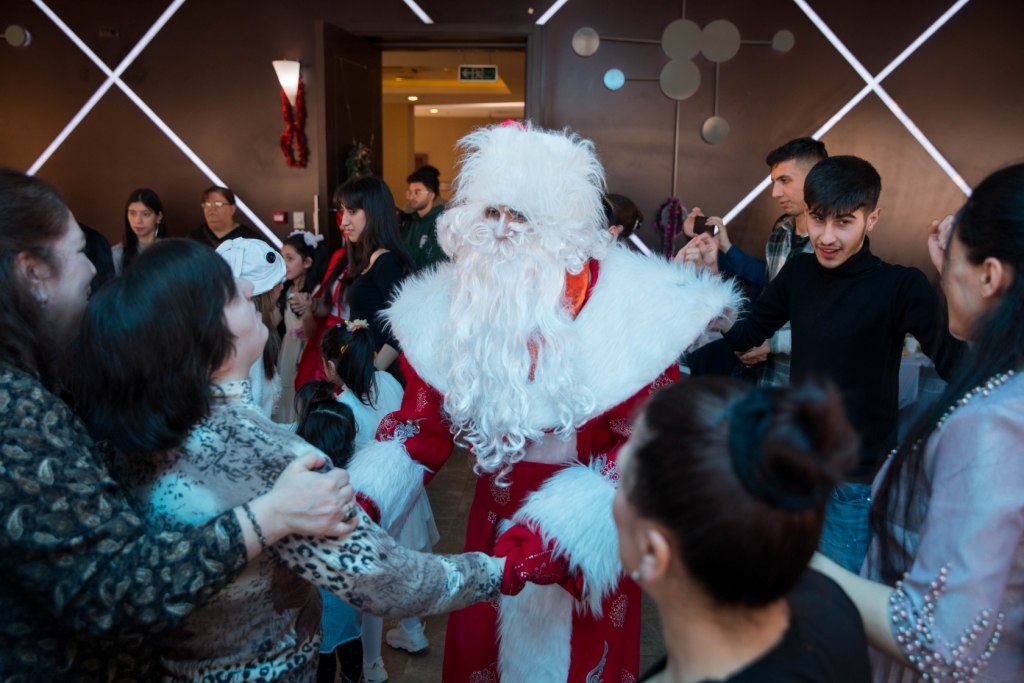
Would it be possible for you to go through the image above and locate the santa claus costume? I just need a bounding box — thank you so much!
[348,123,739,683]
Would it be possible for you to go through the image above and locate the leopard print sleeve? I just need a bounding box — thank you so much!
[273,509,501,617]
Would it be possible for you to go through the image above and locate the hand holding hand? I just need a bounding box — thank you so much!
[493,524,582,598]
[737,340,770,365]
[927,215,954,275]
[259,453,359,542]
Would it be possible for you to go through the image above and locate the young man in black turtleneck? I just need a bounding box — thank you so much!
[722,155,959,572]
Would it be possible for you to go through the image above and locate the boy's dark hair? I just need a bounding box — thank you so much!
[802,155,881,219]
[406,165,441,196]
[765,137,828,169]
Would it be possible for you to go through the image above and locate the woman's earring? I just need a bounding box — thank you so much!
[630,570,641,582]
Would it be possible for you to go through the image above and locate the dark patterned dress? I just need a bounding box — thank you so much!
[0,363,248,682]
[107,379,500,682]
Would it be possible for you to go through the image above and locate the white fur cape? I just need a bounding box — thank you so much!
[387,244,741,423]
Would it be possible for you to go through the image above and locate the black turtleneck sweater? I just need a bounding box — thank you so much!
[724,238,957,478]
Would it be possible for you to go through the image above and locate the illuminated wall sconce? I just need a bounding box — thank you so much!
[272,59,307,168]
[4,25,32,48]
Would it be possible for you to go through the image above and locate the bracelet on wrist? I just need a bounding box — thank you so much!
[242,502,269,550]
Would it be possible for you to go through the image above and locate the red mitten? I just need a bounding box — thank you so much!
[494,524,583,598]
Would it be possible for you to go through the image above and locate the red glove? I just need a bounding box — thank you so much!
[494,523,583,599]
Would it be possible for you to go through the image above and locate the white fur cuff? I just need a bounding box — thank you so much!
[346,439,427,535]
[512,461,620,615]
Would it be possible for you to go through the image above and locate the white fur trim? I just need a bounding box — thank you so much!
[513,461,620,616]
[498,583,574,683]
[346,439,427,535]
[387,245,741,426]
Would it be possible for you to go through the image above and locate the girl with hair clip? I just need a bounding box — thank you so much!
[70,239,501,682]
[114,187,167,275]
[320,320,439,682]
[333,176,415,375]
[277,230,326,422]
[811,164,1024,682]
[613,376,870,682]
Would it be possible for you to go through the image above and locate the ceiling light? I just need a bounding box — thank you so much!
[429,108,439,114]
[408,95,419,101]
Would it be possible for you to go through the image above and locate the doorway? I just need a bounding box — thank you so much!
[380,47,527,209]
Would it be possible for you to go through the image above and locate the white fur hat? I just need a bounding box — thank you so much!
[448,121,607,235]
[215,238,285,295]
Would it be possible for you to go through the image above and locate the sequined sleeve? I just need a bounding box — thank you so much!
[272,510,501,617]
[0,368,248,638]
[885,394,1024,680]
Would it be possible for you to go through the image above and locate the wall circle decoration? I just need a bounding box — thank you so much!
[700,19,741,63]
[772,29,796,52]
[659,59,701,100]
[572,27,601,57]
[661,19,701,60]
[604,68,626,90]
[701,116,731,144]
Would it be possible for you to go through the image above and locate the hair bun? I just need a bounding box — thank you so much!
[729,383,857,511]
[760,383,858,501]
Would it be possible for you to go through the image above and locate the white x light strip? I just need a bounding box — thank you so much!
[536,0,571,25]
[723,0,971,225]
[28,0,281,247]
[402,0,434,25]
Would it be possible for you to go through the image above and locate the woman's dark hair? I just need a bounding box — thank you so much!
[122,188,167,272]
[296,397,357,469]
[202,185,235,205]
[0,169,70,386]
[603,193,644,241]
[320,322,378,407]
[629,377,856,607]
[871,163,1024,583]
[333,176,414,287]
[70,239,237,453]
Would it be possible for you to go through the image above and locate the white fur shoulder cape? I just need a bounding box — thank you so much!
[386,245,741,423]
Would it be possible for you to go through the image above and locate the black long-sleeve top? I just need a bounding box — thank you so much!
[723,238,958,478]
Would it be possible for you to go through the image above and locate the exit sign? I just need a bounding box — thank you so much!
[458,65,498,82]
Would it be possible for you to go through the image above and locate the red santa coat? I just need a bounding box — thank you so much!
[348,246,740,682]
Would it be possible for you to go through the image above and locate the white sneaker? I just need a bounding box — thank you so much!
[361,657,388,683]
[385,622,430,653]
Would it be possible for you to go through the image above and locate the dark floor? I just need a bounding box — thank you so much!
[365,449,665,682]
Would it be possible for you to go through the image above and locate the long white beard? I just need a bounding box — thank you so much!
[436,204,607,482]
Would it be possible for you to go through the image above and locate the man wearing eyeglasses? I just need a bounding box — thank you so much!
[189,186,261,248]
[401,165,446,270]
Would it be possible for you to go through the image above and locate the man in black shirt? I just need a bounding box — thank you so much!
[722,155,957,572]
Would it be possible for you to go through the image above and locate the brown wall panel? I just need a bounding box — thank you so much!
[1,0,1019,271]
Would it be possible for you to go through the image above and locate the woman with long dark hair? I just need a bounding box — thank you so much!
[334,176,415,372]
[613,377,868,681]
[113,187,167,274]
[0,169,356,681]
[71,239,500,681]
[812,164,1024,682]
